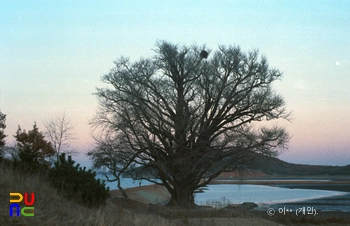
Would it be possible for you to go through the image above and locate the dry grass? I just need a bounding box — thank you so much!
[3,162,348,226]
[0,162,284,226]
[0,164,176,226]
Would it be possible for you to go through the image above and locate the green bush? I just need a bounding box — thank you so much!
[48,153,110,208]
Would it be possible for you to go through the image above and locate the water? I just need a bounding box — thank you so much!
[96,175,156,189]
[194,184,350,212]
[194,184,343,205]
[98,176,350,212]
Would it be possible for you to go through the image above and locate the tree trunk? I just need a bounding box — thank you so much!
[167,185,195,209]
[117,178,128,199]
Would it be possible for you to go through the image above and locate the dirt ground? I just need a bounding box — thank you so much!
[186,217,284,226]
[110,184,170,204]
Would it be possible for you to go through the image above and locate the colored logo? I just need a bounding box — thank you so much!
[9,192,35,217]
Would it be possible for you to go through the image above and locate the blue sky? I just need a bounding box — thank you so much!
[1,1,350,166]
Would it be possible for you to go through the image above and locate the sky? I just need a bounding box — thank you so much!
[1,0,349,167]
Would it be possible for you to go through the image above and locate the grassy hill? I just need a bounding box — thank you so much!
[242,155,350,176]
[0,161,287,226]
[1,159,349,226]
[0,162,177,226]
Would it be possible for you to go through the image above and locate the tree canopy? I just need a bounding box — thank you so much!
[15,123,55,168]
[44,112,76,161]
[89,41,290,208]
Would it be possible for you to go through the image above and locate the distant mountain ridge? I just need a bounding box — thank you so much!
[122,154,350,179]
[239,154,350,176]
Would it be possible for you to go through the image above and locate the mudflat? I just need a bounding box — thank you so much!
[110,177,350,204]
[110,178,350,225]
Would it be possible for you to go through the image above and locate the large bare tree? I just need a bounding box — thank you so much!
[89,41,290,208]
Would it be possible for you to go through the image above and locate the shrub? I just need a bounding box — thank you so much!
[49,153,110,208]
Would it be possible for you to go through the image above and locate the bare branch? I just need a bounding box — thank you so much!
[43,112,76,161]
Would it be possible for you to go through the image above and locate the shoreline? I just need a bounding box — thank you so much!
[110,178,350,225]
[110,178,350,222]
[211,178,350,193]
[111,177,350,195]
[211,178,350,185]
[110,178,350,207]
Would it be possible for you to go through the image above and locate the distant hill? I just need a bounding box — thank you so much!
[123,154,350,179]
[238,154,350,176]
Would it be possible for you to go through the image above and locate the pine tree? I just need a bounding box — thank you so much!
[14,122,55,171]
[49,153,110,208]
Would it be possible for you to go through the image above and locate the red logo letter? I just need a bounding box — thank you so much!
[24,192,35,206]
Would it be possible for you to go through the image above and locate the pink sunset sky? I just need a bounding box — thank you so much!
[1,1,349,167]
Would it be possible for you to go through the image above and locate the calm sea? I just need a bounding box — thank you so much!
[97,176,350,212]
[194,184,350,211]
